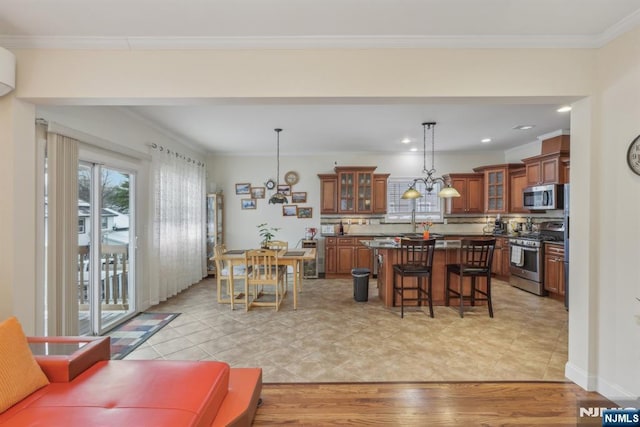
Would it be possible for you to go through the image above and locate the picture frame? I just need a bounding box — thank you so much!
[241,198,256,210]
[282,205,297,217]
[235,183,251,195]
[250,187,265,199]
[277,184,291,196]
[291,191,307,203]
[297,207,313,219]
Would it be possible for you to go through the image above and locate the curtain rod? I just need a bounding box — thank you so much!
[149,143,205,167]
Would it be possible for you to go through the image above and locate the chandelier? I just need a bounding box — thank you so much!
[268,128,289,204]
[401,122,460,200]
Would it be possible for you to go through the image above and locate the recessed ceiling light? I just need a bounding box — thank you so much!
[401,138,411,144]
[513,125,535,130]
[410,147,418,152]
[557,106,572,113]
[481,138,492,143]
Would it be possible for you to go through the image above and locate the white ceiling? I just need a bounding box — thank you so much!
[3,1,640,155]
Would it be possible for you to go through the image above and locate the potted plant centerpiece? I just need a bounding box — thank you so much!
[257,223,280,248]
[421,221,433,239]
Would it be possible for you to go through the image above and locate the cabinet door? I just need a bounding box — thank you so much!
[544,254,560,293]
[449,177,468,213]
[509,169,528,213]
[372,174,389,214]
[492,244,502,276]
[485,169,506,213]
[526,161,542,186]
[355,171,373,213]
[355,246,372,270]
[466,176,485,213]
[338,171,355,213]
[319,175,338,214]
[325,244,337,274]
[501,246,511,279]
[337,246,355,274]
[541,157,560,184]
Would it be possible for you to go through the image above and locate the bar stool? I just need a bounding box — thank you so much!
[445,238,496,318]
[392,238,436,318]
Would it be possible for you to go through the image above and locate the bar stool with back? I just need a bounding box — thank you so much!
[392,238,437,318]
[445,238,496,318]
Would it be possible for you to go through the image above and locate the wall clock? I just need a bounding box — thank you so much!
[627,134,640,176]
[284,171,299,186]
[265,179,276,190]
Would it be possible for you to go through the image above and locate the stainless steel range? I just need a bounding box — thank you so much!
[509,221,565,296]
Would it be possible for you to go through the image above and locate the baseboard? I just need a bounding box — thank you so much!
[565,362,639,405]
[565,361,597,390]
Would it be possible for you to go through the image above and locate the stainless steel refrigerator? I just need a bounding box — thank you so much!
[563,184,570,310]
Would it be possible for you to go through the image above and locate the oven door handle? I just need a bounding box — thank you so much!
[511,246,539,252]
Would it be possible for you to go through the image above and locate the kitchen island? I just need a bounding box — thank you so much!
[362,239,489,308]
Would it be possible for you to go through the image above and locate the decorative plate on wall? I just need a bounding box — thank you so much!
[284,171,299,186]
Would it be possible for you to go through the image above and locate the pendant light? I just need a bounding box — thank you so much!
[401,122,460,200]
[268,128,289,204]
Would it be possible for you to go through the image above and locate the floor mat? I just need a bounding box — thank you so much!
[106,312,180,359]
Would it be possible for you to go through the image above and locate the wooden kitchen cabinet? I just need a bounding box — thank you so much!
[372,174,390,213]
[318,167,388,214]
[325,236,373,277]
[324,237,337,274]
[318,174,338,214]
[444,173,484,214]
[473,164,524,214]
[523,153,570,186]
[544,243,565,295]
[491,237,510,279]
[509,167,528,213]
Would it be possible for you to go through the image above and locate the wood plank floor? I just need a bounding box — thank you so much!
[253,381,613,426]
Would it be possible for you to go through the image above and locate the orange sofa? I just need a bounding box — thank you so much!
[0,336,262,427]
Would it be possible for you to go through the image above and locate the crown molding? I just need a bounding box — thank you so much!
[0,34,610,50]
[595,7,640,47]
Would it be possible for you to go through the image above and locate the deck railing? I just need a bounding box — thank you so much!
[78,245,129,309]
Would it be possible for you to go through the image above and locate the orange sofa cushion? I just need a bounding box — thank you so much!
[0,360,230,427]
[0,317,49,413]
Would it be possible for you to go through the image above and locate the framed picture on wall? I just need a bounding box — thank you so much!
[241,198,256,210]
[291,191,307,203]
[235,183,251,195]
[250,187,265,199]
[297,207,313,218]
[277,184,291,196]
[282,205,297,217]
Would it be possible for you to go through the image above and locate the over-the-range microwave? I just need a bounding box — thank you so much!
[523,184,564,210]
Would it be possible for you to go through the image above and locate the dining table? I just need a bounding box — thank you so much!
[215,247,316,310]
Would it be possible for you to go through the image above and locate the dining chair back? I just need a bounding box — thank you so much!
[244,248,286,311]
[214,244,248,310]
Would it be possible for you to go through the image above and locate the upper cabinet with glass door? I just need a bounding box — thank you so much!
[319,166,388,214]
[473,164,525,214]
[336,166,376,214]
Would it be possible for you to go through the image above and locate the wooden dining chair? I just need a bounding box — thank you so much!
[445,238,496,318]
[266,240,290,289]
[213,244,248,310]
[244,248,286,311]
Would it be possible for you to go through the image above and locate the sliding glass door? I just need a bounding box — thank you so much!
[78,162,136,335]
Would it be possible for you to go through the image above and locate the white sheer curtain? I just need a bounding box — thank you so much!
[149,145,206,304]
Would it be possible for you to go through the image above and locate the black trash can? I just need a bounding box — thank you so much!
[352,268,370,302]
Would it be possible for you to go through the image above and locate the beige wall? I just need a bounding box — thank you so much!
[1,35,638,400]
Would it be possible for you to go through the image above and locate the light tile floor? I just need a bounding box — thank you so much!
[126,277,568,383]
